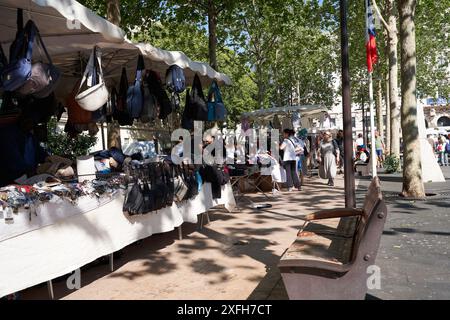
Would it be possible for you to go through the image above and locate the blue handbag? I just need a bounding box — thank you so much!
[127,55,145,119]
[207,80,226,121]
[207,101,215,121]
[17,22,61,98]
[1,20,35,91]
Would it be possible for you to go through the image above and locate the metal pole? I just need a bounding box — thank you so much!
[362,94,367,146]
[368,72,377,177]
[340,0,356,208]
[101,123,106,150]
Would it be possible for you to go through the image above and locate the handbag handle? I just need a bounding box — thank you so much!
[135,54,145,83]
[77,46,104,94]
[31,22,53,65]
[119,67,128,97]
[0,43,7,67]
[23,20,37,61]
[207,80,222,103]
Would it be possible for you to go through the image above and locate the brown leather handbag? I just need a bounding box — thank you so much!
[66,79,93,124]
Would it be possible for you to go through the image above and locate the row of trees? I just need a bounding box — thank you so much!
[80,0,449,197]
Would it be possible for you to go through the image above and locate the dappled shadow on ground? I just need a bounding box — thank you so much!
[22,176,349,300]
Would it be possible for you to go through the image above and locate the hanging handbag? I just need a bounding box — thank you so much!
[182,163,199,200]
[173,165,188,202]
[141,80,158,123]
[189,74,208,121]
[181,88,194,130]
[161,162,174,207]
[16,21,60,98]
[145,70,172,120]
[66,79,93,124]
[151,164,170,210]
[75,46,109,111]
[1,20,35,91]
[114,68,133,126]
[127,55,144,119]
[207,80,226,121]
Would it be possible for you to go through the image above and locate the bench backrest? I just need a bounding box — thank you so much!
[351,176,383,261]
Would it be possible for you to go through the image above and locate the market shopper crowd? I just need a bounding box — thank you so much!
[428,133,450,166]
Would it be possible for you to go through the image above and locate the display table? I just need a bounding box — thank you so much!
[0,182,235,297]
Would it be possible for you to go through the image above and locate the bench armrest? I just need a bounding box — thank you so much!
[301,208,363,221]
[278,258,353,274]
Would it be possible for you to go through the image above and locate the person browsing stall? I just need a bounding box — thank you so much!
[279,129,301,191]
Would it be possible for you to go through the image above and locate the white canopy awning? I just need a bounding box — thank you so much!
[242,105,328,120]
[0,0,231,100]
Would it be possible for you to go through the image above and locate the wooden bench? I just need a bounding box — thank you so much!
[278,176,387,300]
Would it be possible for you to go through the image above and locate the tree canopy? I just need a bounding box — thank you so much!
[79,0,449,124]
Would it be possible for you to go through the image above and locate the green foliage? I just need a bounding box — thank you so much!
[384,154,400,173]
[78,0,449,123]
[45,118,97,160]
[416,0,450,98]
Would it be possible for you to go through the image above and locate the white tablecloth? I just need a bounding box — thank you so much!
[0,182,235,297]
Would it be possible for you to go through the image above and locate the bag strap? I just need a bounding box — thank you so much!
[34,23,53,64]
[24,20,37,61]
[77,48,95,94]
[119,67,128,97]
[287,138,297,148]
[94,47,104,84]
[135,54,144,83]
[213,81,222,103]
[0,43,7,67]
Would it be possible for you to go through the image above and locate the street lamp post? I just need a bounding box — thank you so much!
[340,0,356,208]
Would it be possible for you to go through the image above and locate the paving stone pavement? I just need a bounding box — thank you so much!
[363,166,450,300]
[21,167,450,300]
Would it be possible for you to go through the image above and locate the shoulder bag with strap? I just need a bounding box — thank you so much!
[189,74,208,121]
[207,80,226,121]
[1,20,35,92]
[114,68,133,126]
[16,21,61,98]
[173,165,188,202]
[288,137,303,155]
[141,71,158,123]
[75,46,109,111]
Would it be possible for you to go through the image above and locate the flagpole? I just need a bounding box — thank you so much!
[368,71,377,177]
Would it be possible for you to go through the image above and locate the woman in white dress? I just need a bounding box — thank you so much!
[317,131,339,186]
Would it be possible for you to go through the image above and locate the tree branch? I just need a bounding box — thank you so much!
[372,0,391,32]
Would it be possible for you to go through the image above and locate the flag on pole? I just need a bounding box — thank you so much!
[365,0,378,72]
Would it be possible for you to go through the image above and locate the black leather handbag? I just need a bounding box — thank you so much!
[182,163,199,200]
[123,179,154,215]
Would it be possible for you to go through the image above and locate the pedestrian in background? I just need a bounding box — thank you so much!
[375,130,385,169]
[280,129,301,191]
[334,130,344,174]
[318,131,339,186]
[437,135,448,166]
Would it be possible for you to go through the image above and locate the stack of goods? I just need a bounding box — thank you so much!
[122,160,229,216]
[0,174,126,224]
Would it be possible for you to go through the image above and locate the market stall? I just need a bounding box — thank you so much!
[0,182,235,298]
